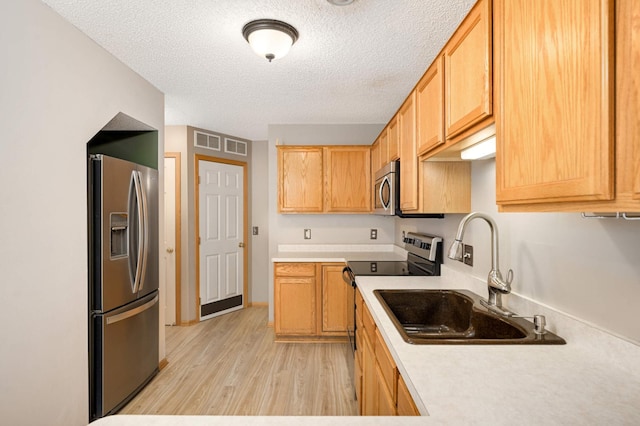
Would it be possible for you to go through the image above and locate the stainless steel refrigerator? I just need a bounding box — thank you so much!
[88,154,159,421]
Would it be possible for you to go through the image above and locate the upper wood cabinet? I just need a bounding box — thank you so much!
[277,145,371,213]
[399,92,419,212]
[444,0,493,140]
[379,130,389,166]
[325,146,371,212]
[387,116,400,161]
[416,55,445,156]
[371,139,381,177]
[278,146,324,213]
[493,0,638,212]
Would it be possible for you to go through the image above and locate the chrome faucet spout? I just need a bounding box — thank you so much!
[448,212,513,309]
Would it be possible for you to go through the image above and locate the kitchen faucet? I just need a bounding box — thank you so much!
[448,212,514,316]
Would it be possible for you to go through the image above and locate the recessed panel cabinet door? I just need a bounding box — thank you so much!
[444,0,492,139]
[399,92,418,212]
[278,147,323,212]
[416,56,445,156]
[495,0,614,206]
[325,146,371,213]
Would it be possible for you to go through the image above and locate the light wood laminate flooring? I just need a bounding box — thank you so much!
[120,306,358,416]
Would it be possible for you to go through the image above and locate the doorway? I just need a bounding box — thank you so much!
[195,155,248,321]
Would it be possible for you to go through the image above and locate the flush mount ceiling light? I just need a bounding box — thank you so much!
[327,0,355,5]
[242,19,299,62]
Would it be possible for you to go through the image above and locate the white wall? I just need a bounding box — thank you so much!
[267,124,393,320]
[251,140,270,304]
[397,159,640,345]
[0,1,164,425]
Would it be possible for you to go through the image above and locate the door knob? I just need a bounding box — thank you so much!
[166,247,174,253]
[238,242,245,248]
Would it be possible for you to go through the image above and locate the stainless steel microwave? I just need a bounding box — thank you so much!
[373,161,397,215]
[373,160,444,219]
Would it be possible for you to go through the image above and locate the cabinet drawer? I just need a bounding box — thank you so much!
[274,262,316,277]
[375,328,397,402]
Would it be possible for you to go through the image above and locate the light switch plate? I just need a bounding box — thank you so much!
[304,229,311,240]
[252,226,259,235]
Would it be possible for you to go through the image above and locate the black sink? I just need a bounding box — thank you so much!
[374,289,565,345]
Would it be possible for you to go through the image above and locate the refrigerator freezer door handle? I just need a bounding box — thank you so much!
[105,294,159,325]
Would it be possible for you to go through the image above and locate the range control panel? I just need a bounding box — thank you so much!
[402,232,443,262]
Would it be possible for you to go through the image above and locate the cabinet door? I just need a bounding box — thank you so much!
[444,0,492,139]
[375,363,396,416]
[397,374,420,416]
[387,116,400,161]
[361,329,377,416]
[274,263,316,335]
[399,92,419,212]
[379,130,389,166]
[320,264,348,335]
[371,139,381,177]
[495,0,614,207]
[617,0,640,203]
[278,147,324,212]
[325,146,372,212]
[416,56,445,156]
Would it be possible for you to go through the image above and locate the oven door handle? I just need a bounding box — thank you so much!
[342,266,356,287]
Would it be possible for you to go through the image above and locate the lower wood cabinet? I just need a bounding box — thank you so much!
[274,263,317,335]
[274,262,349,339]
[356,288,421,416]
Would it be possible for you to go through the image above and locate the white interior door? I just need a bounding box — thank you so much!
[163,156,177,325]
[198,160,244,321]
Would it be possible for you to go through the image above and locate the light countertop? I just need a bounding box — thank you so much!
[272,244,407,263]
[357,267,640,424]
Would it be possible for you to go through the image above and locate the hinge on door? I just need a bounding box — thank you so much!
[198,175,201,185]
[198,236,201,245]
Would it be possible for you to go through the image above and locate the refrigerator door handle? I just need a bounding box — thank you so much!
[136,170,149,293]
[128,170,148,294]
[106,293,159,325]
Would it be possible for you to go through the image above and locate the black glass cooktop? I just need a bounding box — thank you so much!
[347,256,438,277]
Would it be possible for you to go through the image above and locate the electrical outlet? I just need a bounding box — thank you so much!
[463,244,473,266]
[252,226,259,235]
[370,229,378,240]
[304,229,311,240]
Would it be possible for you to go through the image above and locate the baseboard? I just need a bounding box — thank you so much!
[158,358,169,370]
[179,319,199,326]
[274,336,349,344]
[267,321,274,328]
[248,302,268,307]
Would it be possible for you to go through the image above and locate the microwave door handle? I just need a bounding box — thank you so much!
[381,176,391,210]
[379,177,386,209]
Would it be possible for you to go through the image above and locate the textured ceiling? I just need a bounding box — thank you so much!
[41,0,476,141]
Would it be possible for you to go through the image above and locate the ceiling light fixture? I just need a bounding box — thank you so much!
[327,0,355,5]
[242,19,299,62]
[460,136,497,160]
